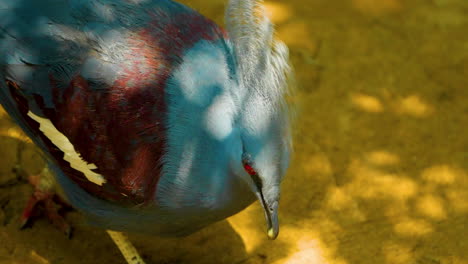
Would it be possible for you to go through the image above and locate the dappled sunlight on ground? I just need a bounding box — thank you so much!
[1,0,468,263]
[365,150,400,166]
[278,21,318,51]
[263,2,293,24]
[350,93,384,113]
[350,92,434,117]
[392,95,433,117]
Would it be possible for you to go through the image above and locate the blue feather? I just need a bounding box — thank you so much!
[0,0,292,239]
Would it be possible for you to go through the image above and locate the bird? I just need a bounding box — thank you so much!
[0,0,292,241]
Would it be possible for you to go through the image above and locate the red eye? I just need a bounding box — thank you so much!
[243,163,257,176]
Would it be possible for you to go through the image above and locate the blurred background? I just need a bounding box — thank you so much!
[1,0,467,263]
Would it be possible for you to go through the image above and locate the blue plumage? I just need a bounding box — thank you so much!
[0,0,292,239]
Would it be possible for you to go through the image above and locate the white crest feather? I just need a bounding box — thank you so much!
[225,0,291,106]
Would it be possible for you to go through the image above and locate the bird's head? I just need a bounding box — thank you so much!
[238,107,291,240]
[225,0,293,240]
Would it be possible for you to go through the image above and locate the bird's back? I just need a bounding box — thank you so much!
[0,0,230,207]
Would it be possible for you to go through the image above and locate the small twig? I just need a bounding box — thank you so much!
[106,230,146,264]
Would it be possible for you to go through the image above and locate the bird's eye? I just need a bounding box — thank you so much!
[243,163,257,176]
[243,161,263,189]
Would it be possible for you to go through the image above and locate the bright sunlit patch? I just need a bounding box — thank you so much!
[276,237,329,264]
[203,94,234,140]
[30,250,50,264]
[27,111,106,186]
[277,21,317,50]
[326,187,356,210]
[393,217,433,236]
[347,159,417,200]
[365,151,400,166]
[394,95,432,117]
[229,203,345,264]
[425,166,468,213]
[350,93,384,113]
[0,127,32,143]
[325,187,366,221]
[175,141,196,185]
[227,203,264,252]
[416,194,447,220]
[326,187,352,211]
[174,41,230,106]
[270,226,349,264]
[421,165,461,185]
[264,2,293,24]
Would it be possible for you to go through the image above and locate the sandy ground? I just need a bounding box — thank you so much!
[1,0,467,263]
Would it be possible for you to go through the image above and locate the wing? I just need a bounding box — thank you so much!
[0,0,226,205]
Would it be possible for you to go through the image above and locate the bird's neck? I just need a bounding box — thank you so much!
[155,126,253,209]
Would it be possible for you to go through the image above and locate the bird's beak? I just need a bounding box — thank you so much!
[256,190,279,240]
